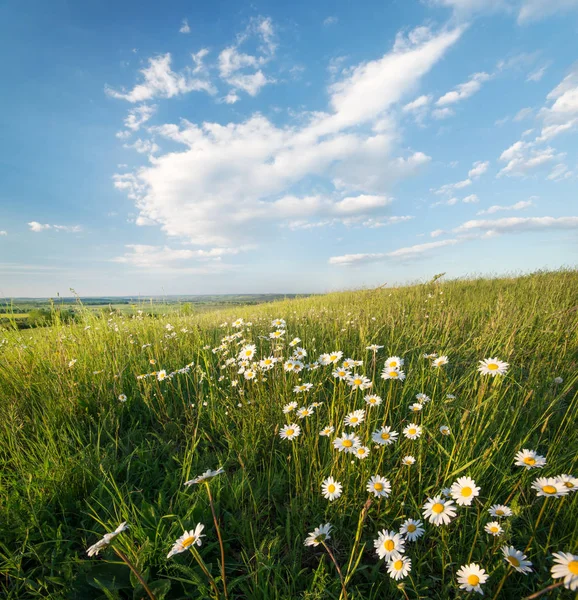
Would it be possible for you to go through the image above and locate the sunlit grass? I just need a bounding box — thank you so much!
[0,270,576,599]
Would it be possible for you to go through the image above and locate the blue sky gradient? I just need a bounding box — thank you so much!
[1,0,577,296]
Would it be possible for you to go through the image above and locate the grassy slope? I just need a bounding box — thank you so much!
[0,271,577,599]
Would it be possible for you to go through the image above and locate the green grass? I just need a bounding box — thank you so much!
[1,270,577,599]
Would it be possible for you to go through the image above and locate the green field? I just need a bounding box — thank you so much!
[1,271,577,599]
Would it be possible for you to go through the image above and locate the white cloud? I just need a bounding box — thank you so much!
[28,222,82,233]
[547,163,572,180]
[513,107,533,121]
[179,19,191,34]
[403,94,432,112]
[518,0,578,22]
[0,230,7,236]
[434,178,472,195]
[323,16,338,26]
[362,215,414,228]
[123,104,156,131]
[430,228,445,237]
[476,199,534,214]
[527,65,548,82]
[498,141,563,176]
[432,107,454,119]
[123,139,160,154]
[462,194,479,203]
[468,160,489,178]
[105,53,215,103]
[454,215,578,235]
[115,26,462,248]
[436,72,491,106]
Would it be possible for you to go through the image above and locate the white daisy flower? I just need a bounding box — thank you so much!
[478,357,509,376]
[381,368,406,381]
[384,356,404,370]
[238,344,256,360]
[366,475,391,498]
[86,522,128,557]
[118,394,127,402]
[321,477,342,501]
[288,337,301,347]
[372,426,398,446]
[399,518,424,541]
[402,455,416,466]
[297,406,314,419]
[551,551,578,591]
[327,351,343,364]
[184,468,224,486]
[157,370,167,381]
[450,476,480,507]
[347,374,372,390]
[456,563,488,595]
[416,393,431,402]
[432,356,449,368]
[556,474,578,492]
[531,477,569,498]
[386,556,411,580]
[514,449,547,470]
[409,403,423,412]
[332,368,351,380]
[271,318,286,328]
[364,394,382,407]
[293,383,313,393]
[344,409,365,428]
[502,546,533,574]
[320,425,334,437]
[259,356,276,370]
[167,524,205,558]
[439,425,451,435]
[279,424,301,440]
[270,330,285,339]
[484,521,503,536]
[283,401,298,414]
[423,496,457,526]
[333,433,361,453]
[403,423,422,440]
[304,523,332,547]
[488,504,512,518]
[354,445,370,460]
[374,530,405,561]
[366,344,384,352]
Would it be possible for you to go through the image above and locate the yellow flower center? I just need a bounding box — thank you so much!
[523,457,536,465]
[568,561,578,575]
[461,487,472,497]
[393,559,403,570]
[350,417,358,423]
[381,433,390,440]
[265,360,271,364]
[432,503,445,514]
[357,448,366,455]
[182,535,196,548]
[245,351,251,356]
[374,483,383,491]
[407,524,416,532]
[342,440,353,448]
[328,484,336,493]
[467,575,480,586]
[330,355,337,361]
[508,556,520,567]
[495,509,504,515]
[563,481,574,488]
[542,485,557,494]
[390,361,397,367]
[389,371,398,377]
[408,428,416,435]
[488,363,499,370]
[384,540,395,551]
[490,526,499,533]
[286,429,294,436]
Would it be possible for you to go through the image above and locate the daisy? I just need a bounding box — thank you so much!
[416,393,431,403]
[184,468,225,486]
[424,353,438,359]
[86,522,128,557]
[244,369,256,380]
[118,394,127,402]
[374,530,405,561]
[354,445,370,460]
[341,358,356,370]
[514,449,547,470]
[439,425,451,435]
[554,376,563,384]
[478,357,509,376]
[432,356,449,368]
[364,394,382,407]
[332,368,351,380]
[157,370,167,381]
[238,344,256,360]
[366,475,391,498]
[484,521,503,536]
[294,383,313,393]
[327,351,343,364]
[384,356,404,370]
[284,360,296,372]
[551,551,578,591]
[232,318,244,328]
[366,344,384,352]
[279,424,301,440]
[271,318,286,328]
[387,556,411,581]
[456,563,488,595]
[381,368,406,381]
[320,425,335,437]
[321,477,343,501]
[423,496,457,526]
[333,433,361,453]
[270,330,285,339]
[348,374,372,390]
[402,455,416,466]
[450,476,480,506]
[297,406,314,419]
[372,426,398,446]
[283,401,297,414]
[531,477,569,498]
[259,356,276,370]
[344,409,365,428]
[489,504,513,518]
[502,546,533,574]
[304,523,332,547]
[400,518,424,541]
[293,347,307,359]
[403,423,422,440]
[289,337,301,347]
[167,524,205,558]
[557,474,578,492]
[409,403,423,412]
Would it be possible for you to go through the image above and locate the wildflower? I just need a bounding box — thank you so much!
[184,469,224,486]
[297,406,314,419]
[289,337,301,347]
[423,496,457,526]
[321,477,343,501]
[403,423,422,440]
[372,426,398,446]
[531,477,569,498]
[294,383,313,393]
[354,445,370,460]
[384,356,404,369]
[332,367,350,380]
[424,352,438,358]
[320,426,334,437]
[333,433,361,453]
[374,530,405,561]
[364,394,382,407]
[283,401,297,414]
[244,369,256,380]
[440,425,451,435]
[149,359,157,365]
[432,356,449,368]
[326,351,343,364]
[344,409,365,428]
[416,392,431,402]
[554,376,563,384]
[366,344,383,352]
[446,393,456,399]
[409,403,423,412]
[387,556,411,580]
[515,449,547,470]
[167,524,205,558]
[484,521,503,536]
[68,359,77,368]
[279,424,301,441]
[502,546,533,574]
[304,523,332,547]
[87,522,128,557]
[341,358,356,369]
[489,504,513,518]
[551,551,578,591]
[270,330,285,339]
[157,370,167,381]
[347,373,372,390]
[118,394,127,402]
[259,356,276,370]
[402,455,416,466]
[456,563,488,595]
[293,347,307,359]
[232,318,244,328]
[381,368,406,381]
[239,344,256,360]
[271,318,286,328]
[478,357,509,376]
[400,518,424,541]
[366,475,391,498]
[556,474,578,492]
[450,476,480,507]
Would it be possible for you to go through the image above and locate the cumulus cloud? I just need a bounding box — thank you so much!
[476,199,534,214]
[468,160,489,178]
[498,141,563,176]
[123,139,160,154]
[28,222,82,233]
[123,104,156,132]
[179,19,191,34]
[462,194,479,203]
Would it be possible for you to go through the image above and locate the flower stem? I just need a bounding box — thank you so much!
[205,482,229,600]
[322,541,348,600]
[113,547,156,600]
[189,546,221,599]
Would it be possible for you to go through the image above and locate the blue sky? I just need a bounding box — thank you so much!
[1,0,577,297]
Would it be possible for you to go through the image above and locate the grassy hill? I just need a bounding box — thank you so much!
[1,270,577,599]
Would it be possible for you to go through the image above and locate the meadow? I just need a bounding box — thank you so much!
[1,270,577,599]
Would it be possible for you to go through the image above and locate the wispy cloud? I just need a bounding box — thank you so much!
[476,199,534,215]
[28,222,83,233]
[436,72,491,106]
[323,16,338,26]
[179,19,191,34]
